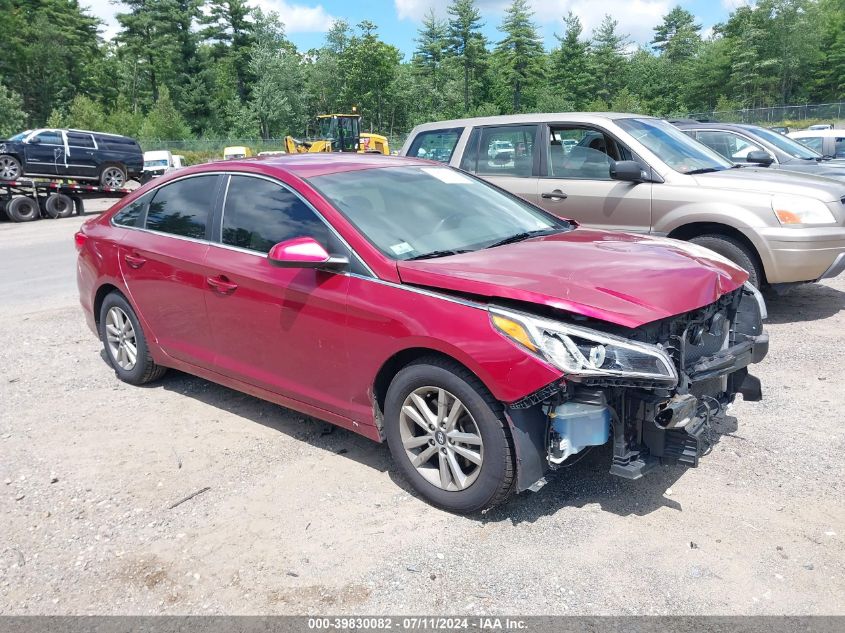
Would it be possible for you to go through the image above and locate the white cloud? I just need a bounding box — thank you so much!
[530,0,673,44]
[84,0,334,40]
[394,0,508,22]
[722,0,754,9]
[253,0,335,33]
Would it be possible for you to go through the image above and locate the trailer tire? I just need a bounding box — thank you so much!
[6,196,40,222]
[45,193,75,218]
[0,155,21,180]
[100,165,127,188]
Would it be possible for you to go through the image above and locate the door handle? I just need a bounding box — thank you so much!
[206,275,238,295]
[541,189,568,201]
[124,253,147,269]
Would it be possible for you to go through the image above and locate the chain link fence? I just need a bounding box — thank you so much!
[686,102,845,125]
[142,135,409,156]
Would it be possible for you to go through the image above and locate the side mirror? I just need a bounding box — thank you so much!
[267,236,348,270]
[28,137,40,144]
[610,160,644,183]
[745,150,775,166]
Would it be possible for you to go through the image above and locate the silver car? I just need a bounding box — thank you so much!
[401,113,845,288]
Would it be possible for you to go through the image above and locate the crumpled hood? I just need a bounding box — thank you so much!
[694,167,845,202]
[396,229,747,328]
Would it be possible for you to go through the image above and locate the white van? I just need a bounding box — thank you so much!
[142,150,184,181]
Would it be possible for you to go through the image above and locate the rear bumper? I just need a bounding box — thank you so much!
[756,226,845,283]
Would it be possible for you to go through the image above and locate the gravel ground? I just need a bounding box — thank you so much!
[0,208,843,615]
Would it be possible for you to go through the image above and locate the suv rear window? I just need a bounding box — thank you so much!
[145,175,218,239]
[468,125,537,177]
[406,128,463,163]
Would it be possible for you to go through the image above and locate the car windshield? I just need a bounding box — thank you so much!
[751,126,821,159]
[308,165,570,260]
[8,131,30,141]
[617,118,733,174]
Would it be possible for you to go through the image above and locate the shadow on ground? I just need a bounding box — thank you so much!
[764,283,845,324]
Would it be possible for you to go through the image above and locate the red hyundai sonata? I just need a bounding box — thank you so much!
[76,154,768,512]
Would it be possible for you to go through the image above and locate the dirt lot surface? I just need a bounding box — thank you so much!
[1,206,843,615]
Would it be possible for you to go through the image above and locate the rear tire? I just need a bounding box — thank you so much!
[98,292,167,385]
[6,196,40,222]
[689,234,762,288]
[100,165,127,188]
[45,193,74,218]
[384,357,515,513]
[0,155,21,180]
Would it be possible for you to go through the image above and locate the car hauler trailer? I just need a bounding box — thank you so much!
[0,178,132,222]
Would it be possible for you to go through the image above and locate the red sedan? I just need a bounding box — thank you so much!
[76,154,768,512]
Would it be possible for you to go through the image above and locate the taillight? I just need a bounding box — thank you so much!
[74,231,87,251]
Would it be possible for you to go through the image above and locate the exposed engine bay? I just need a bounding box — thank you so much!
[502,283,769,491]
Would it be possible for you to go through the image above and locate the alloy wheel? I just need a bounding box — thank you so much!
[102,167,125,188]
[105,306,138,370]
[399,386,483,491]
[0,156,20,180]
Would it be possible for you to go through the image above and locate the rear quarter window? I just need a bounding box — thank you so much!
[145,175,218,239]
[406,128,464,163]
[112,191,153,228]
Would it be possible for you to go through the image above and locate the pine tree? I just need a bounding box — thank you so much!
[588,15,630,105]
[652,6,702,63]
[447,0,486,112]
[551,12,592,109]
[495,0,544,112]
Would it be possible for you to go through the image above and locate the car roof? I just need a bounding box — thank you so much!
[790,129,841,137]
[408,112,651,132]
[671,121,761,132]
[186,153,432,179]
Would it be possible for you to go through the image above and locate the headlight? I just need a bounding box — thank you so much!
[771,195,836,225]
[489,307,678,385]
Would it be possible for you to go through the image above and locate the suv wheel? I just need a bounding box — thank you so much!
[0,155,21,180]
[689,234,762,288]
[99,292,167,385]
[100,166,127,188]
[384,357,515,513]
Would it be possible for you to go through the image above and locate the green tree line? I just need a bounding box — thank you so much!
[0,0,843,142]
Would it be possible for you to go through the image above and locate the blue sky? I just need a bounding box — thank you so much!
[87,0,749,58]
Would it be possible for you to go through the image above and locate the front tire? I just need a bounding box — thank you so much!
[384,357,515,513]
[98,292,167,385]
[689,234,762,288]
[0,155,21,180]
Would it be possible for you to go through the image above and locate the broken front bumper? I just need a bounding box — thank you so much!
[505,331,769,492]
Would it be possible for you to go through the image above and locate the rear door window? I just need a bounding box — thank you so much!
[67,132,96,148]
[406,128,464,163]
[835,137,845,158]
[145,175,218,240]
[220,175,329,253]
[473,125,537,177]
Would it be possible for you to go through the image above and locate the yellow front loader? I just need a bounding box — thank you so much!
[284,113,390,155]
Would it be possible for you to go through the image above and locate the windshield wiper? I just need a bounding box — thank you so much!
[406,249,472,261]
[683,167,724,175]
[485,228,565,249]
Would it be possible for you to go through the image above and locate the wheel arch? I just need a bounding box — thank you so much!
[93,283,125,326]
[372,347,493,421]
[667,221,767,284]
